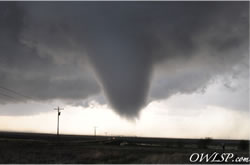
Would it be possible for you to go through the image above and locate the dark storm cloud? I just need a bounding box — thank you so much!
[0,2,248,117]
[0,2,100,105]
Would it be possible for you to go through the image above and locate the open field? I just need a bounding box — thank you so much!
[0,131,249,164]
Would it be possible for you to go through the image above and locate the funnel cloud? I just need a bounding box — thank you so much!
[0,2,248,118]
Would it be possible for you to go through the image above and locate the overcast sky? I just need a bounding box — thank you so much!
[0,1,249,139]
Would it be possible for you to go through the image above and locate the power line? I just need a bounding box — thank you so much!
[0,92,18,100]
[0,85,57,108]
[0,85,33,99]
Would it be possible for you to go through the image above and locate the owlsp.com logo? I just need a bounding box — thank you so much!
[189,152,250,163]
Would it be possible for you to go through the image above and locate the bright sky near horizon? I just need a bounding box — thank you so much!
[0,78,249,139]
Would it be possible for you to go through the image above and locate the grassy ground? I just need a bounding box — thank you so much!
[0,132,249,164]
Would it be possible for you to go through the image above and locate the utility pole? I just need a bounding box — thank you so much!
[54,106,64,136]
[94,126,97,137]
